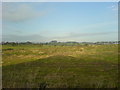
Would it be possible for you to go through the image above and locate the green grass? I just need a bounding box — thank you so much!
[2,44,118,88]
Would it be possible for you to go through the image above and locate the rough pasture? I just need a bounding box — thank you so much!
[2,44,118,88]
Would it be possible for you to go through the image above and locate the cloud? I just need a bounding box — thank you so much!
[52,31,117,39]
[49,31,118,42]
[2,3,46,22]
[108,4,118,11]
[2,34,49,42]
[2,31,118,42]
[68,31,117,37]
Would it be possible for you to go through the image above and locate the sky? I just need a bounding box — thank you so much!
[2,2,118,42]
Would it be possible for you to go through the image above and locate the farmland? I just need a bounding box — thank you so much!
[2,44,118,88]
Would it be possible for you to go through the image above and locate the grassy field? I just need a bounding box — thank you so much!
[2,44,118,88]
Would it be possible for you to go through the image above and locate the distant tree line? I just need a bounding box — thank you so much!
[1,40,119,46]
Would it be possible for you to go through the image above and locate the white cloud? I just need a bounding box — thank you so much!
[2,3,46,22]
[108,4,118,11]
[2,34,48,42]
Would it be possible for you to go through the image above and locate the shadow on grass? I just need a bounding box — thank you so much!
[2,55,118,88]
